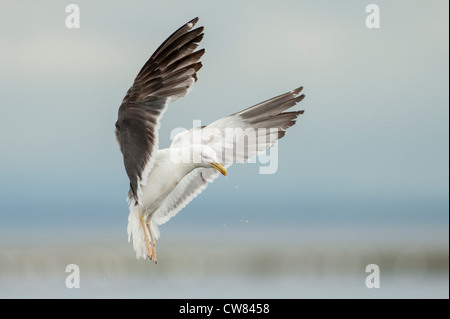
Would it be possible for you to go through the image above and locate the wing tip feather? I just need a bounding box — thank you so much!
[187,17,200,28]
[292,86,304,95]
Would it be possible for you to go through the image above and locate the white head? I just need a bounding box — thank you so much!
[169,144,227,176]
[192,144,227,176]
[199,144,217,163]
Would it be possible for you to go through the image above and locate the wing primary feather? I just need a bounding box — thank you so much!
[116,18,204,204]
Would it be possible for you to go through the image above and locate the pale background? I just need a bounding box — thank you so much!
[0,0,448,298]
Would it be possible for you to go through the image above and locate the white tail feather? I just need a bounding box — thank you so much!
[127,203,161,259]
[127,204,147,259]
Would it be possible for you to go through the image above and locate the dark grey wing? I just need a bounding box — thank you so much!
[115,17,204,204]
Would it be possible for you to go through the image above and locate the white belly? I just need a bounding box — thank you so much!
[140,149,195,216]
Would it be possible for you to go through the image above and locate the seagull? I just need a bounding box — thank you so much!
[115,17,306,262]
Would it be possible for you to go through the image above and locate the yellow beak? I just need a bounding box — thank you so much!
[208,162,227,176]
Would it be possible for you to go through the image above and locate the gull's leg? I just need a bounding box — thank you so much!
[139,214,152,259]
[145,220,157,264]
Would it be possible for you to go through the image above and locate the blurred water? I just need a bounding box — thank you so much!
[0,220,448,298]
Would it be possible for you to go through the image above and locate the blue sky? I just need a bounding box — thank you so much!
[0,0,448,230]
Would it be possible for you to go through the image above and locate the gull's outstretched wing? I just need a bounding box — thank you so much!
[115,18,204,204]
[152,87,305,228]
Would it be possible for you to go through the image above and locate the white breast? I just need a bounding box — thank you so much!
[140,148,197,217]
